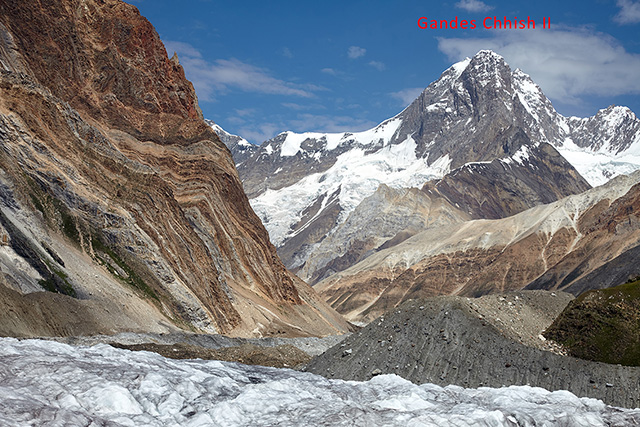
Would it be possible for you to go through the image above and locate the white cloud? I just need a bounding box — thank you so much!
[282,103,309,111]
[437,27,640,105]
[281,103,326,111]
[234,108,255,117]
[455,0,493,12]
[236,123,283,145]
[348,46,366,59]
[164,41,202,59]
[163,41,322,101]
[224,109,255,126]
[390,87,424,106]
[225,116,245,126]
[321,68,338,75]
[281,47,294,58]
[614,0,640,24]
[368,61,386,71]
[189,58,317,100]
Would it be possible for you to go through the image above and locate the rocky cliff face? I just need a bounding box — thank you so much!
[0,0,204,142]
[0,0,349,337]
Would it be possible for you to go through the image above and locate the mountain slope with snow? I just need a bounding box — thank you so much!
[238,51,608,284]
[316,171,640,323]
[558,106,640,186]
[206,120,258,166]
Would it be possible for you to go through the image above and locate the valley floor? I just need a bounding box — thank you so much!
[49,331,349,369]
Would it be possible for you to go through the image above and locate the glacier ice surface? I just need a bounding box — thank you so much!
[0,338,639,426]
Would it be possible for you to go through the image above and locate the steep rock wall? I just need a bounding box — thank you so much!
[0,0,348,337]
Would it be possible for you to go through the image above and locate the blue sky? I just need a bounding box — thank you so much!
[130,0,640,144]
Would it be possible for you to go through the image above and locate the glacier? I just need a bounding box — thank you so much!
[0,338,639,426]
[251,134,451,247]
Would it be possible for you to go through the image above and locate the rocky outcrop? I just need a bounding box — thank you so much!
[316,171,640,324]
[0,0,349,337]
[0,0,203,141]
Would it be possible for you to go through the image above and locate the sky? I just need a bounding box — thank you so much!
[130,0,640,144]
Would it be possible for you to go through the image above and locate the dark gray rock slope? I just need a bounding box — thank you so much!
[306,295,640,409]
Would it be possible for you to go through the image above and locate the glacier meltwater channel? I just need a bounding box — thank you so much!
[0,338,639,426]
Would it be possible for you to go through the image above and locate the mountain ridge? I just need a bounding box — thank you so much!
[232,50,631,286]
[316,170,640,323]
[225,51,640,193]
[217,50,640,324]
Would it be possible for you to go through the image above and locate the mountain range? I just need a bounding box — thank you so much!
[2,1,640,422]
[214,50,640,324]
[1,0,638,356]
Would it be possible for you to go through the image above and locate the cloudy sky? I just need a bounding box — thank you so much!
[131,0,640,144]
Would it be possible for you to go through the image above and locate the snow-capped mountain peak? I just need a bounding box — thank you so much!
[417,51,640,187]
[557,105,640,186]
[229,50,640,284]
[206,120,258,165]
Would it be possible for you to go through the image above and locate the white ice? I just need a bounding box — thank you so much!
[251,134,450,246]
[0,338,639,427]
[557,137,640,187]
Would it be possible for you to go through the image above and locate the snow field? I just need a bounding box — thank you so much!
[251,134,451,247]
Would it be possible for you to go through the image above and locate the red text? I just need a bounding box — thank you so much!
[418,16,476,30]
[418,16,551,30]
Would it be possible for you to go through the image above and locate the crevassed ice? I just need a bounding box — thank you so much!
[0,338,638,427]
